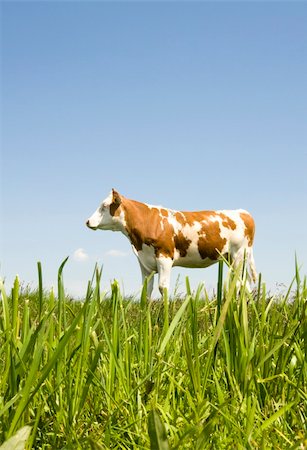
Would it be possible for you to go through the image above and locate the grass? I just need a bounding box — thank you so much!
[0,259,306,449]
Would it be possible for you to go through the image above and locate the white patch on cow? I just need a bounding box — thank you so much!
[167,210,183,232]
[112,209,127,232]
[103,191,114,206]
[120,209,127,225]
[181,222,201,251]
[182,221,202,237]
[137,244,157,273]
[146,203,165,210]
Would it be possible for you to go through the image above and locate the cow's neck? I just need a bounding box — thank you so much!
[120,198,158,250]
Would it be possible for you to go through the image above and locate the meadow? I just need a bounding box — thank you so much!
[0,259,306,449]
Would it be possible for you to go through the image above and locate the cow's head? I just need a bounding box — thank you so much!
[86,189,123,231]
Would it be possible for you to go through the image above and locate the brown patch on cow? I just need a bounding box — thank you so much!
[110,202,121,216]
[155,219,175,258]
[182,211,216,227]
[122,199,175,258]
[198,221,226,260]
[218,213,237,230]
[110,190,122,216]
[240,212,255,246]
[160,209,169,217]
[174,212,187,226]
[174,231,191,257]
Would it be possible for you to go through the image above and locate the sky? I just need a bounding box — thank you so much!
[1,1,307,298]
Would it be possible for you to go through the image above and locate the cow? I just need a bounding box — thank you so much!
[86,189,257,297]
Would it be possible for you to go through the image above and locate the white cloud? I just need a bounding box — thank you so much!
[73,248,89,262]
[105,249,128,258]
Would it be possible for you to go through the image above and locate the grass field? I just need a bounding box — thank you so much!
[0,259,306,449]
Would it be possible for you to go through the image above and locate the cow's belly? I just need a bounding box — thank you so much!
[173,252,218,269]
[135,243,225,271]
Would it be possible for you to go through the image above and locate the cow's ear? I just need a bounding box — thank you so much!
[112,188,122,206]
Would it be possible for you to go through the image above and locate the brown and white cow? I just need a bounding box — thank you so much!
[86,189,257,297]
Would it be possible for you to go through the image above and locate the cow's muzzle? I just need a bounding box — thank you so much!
[86,220,96,229]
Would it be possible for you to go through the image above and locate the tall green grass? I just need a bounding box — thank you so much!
[0,260,306,449]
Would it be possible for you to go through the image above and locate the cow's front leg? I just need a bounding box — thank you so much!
[157,256,173,296]
[138,260,154,298]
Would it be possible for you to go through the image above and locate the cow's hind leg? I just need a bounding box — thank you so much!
[247,247,257,283]
[230,246,252,292]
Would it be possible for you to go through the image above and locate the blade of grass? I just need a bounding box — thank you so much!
[158,295,190,355]
[148,409,170,450]
[37,261,43,322]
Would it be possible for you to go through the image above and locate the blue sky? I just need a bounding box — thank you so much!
[1,2,307,298]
